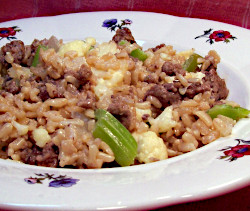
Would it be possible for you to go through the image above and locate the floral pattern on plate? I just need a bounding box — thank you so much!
[24,173,79,188]
[0,26,21,41]
[102,19,132,31]
[195,28,237,44]
[219,139,250,161]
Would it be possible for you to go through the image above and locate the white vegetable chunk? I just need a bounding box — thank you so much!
[133,131,168,163]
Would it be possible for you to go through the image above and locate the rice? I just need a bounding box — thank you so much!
[0,28,243,168]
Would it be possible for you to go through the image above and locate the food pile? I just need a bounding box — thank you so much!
[0,28,249,168]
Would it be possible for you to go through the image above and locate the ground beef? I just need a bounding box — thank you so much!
[184,82,210,99]
[144,83,182,107]
[151,43,166,52]
[38,84,50,101]
[0,40,25,65]
[48,79,65,98]
[107,94,136,131]
[20,142,59,167]
[162,61,186,76]
[145,66,229,109]
[202,68,229,100]
[24,38,49,66]
[164,82,182,91]
[30,38,49,53]
[112,27,136,44]
[65,64,92,88]
[77,90,96,109]
[77,64,92,85]
[2,78,20,94]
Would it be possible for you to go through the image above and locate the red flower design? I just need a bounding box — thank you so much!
[209,30,232,42]
[0,27,16,38]
[219,139,250,162]
[224,145,250,158]
[195,28,236,44]
[0,26,21,41]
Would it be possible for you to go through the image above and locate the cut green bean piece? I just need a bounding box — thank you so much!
[207,104,250,120]
[130,48,148,62]
[93,109,137,167]
[183,53,202,72]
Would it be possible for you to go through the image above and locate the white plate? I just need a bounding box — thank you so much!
[0,11,250,210]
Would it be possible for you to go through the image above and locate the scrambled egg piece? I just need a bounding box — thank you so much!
[96,41,120,57]
[133,131,168,163]
[177,48,195,60]
[149,106,177,133]
[94,71,124,99]
[58,38,96,57]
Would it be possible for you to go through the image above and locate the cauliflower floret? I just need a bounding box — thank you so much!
[32,127,51,148]
[133,131,168,163]
[12,121,29,136]
[149,106,177,133]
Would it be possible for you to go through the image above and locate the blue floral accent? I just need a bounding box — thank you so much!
[24,173,79,188]
[102,19,133,31]
[49,178,79,188]
[102,19,118,28]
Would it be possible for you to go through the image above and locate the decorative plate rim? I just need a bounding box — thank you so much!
[0,11,249,210]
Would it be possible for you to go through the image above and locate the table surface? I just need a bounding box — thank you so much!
[0,0,250,210]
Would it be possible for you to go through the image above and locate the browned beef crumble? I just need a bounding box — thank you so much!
[202,68,228,101]
[0,40,25,66]
[143,53,229,109]
[151,43,166,52]
[77,90,96,109]
[108,94,136,132]
[2,77,21,94]
[65,64,93,88]
[20,142,59,168]
[38,84,50,101]
[184,82,211,99]
[162,61,186,76]
[144,84,182,108]
[30,38,49,54]
[112,27,136,44]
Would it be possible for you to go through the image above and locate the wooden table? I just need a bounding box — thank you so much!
[0,0,249,210]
